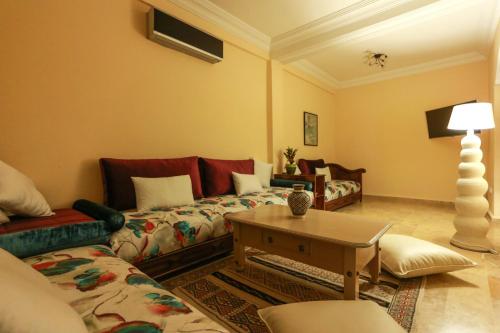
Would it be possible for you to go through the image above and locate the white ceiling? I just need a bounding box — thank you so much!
[171,0,500,88]
[209,0,361,37]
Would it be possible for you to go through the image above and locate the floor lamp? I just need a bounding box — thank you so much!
[448,102,496,253]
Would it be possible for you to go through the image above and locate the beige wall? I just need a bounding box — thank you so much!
[0,0,335,209]
[271,62,336,172]
[334,61,490,202]
[0,0,271,208]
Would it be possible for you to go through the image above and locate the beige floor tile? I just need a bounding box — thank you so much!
[339,196,500,333]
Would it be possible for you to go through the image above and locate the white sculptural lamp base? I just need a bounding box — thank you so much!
[451,129,496,254]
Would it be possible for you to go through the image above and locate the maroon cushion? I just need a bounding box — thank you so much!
[298,159,325,175]
[100,157,203,211]
[0,209,93,235]
[200,158,254,196]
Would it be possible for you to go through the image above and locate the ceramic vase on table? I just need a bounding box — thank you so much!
[288,184,312,217]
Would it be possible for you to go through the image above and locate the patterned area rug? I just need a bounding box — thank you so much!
[163,251,424,333]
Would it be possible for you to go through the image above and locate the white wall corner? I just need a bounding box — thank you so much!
[289,60,341,90]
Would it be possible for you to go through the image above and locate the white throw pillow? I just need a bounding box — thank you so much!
[232,172,263,196]
[132,175,195,211]
[254,160,273,188]
[0,209,9,223]
[315,166,332,182]
[380,234,477,278]
[0,160,53,217]
[0,268,88,333]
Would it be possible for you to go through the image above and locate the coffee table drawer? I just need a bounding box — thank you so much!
[262,230,310,255]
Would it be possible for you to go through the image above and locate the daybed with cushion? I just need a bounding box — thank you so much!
[100,157,313,280]
[275,158,365,211]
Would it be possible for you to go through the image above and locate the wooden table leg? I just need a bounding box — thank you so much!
[232,222,245,271]
[368,241,381,284]
[343,247,359,300]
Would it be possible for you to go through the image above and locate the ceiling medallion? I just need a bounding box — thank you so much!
[364,50,388,68]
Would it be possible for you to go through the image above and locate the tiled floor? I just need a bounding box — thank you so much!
[339,196,500,333]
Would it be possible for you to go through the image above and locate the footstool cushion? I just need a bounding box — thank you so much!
[258,300,405,333]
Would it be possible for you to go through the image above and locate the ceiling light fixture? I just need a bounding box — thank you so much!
[364,51,388,68]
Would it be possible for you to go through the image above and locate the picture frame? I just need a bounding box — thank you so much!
[304,112,318,146]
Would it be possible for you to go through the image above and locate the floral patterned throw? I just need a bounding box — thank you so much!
[110,187,295,264]
[23,245,227,333]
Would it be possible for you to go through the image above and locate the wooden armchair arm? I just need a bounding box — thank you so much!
[326,163,366,183]
[274,174,326,210]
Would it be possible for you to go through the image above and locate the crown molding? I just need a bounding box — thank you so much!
[272,0,480,63]
[165,0,494,91]
[168,0,271,52]
[339,52,486,89]
[289,60,341,90]
[272,0,420,48]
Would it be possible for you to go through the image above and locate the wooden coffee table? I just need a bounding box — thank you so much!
[225,205,391,300]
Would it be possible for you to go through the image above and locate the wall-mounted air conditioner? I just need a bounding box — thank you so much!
[148,8,223,64]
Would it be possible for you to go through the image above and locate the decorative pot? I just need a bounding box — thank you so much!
[285,164,297,175]
[288,184,312,217]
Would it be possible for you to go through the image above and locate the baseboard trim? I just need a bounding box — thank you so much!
[364,195,500,221]
[488,211,500,223]
[363,194,454,207]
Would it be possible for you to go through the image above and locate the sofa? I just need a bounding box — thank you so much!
[99,157,313,280]
[0,202,227,333]
[275,159,365,211]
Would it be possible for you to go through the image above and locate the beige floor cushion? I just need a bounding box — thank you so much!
[258,300,405,333]
[380,234,477,278]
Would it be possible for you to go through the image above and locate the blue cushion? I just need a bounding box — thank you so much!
[0,220,111,258]
[0,200,124,258]
[270,179,313,191]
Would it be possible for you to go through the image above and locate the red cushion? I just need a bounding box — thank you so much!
[298,159,325,175]
[100,157,203,211]
[0,209,93,235]
[200,158,254,196]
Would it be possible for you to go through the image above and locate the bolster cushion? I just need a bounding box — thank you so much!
[270,179,313,191]
[72,199,124,231]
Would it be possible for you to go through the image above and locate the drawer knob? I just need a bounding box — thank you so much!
[267,236,273,243]
[298,244,305,252]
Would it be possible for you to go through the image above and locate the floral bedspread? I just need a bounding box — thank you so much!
[23,245,227,333]
[110,187,295,264]
[325,180,361,201]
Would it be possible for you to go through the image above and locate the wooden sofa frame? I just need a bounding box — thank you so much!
[136,233,233,281]
[275,163,366,211]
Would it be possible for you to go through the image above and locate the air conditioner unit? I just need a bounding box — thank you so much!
[148,8,223,64]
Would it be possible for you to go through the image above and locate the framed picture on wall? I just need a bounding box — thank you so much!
[304,112,318,146]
